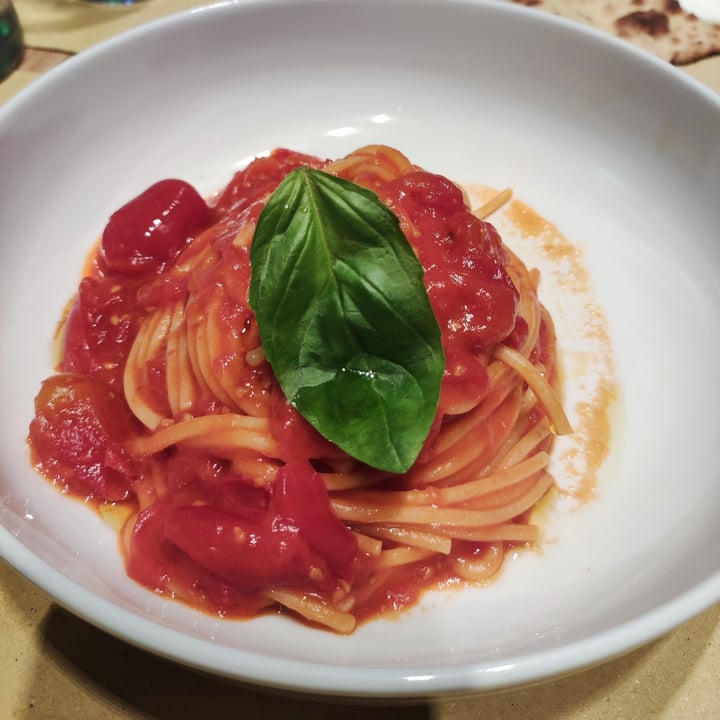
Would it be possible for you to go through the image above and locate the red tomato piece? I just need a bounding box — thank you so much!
[128,500,277,613]
[29,373,138,501]
[439,350,491,415]
[160,461,356,591]
[164,504,314,589]
[448,273,519,350]
[126,500,176,591]
[61,275,143,390]
[213,149,328,220]
[272,461,357,580]
[445,210,508,264]
[386,170,466,219]
[101,179,210,276]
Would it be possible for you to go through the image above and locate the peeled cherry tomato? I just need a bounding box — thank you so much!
[101,179,210,276]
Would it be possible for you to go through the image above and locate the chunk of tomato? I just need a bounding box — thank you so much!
[272,461,357,580]
[161,461,356,591]
[29,373,138,501]
[128,500,274,613]
[61,275,142,390]
[164,504,314,589]
[213,149,327,220]
[101,179,210,276]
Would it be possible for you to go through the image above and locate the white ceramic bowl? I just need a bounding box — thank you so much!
[1,0,720,700]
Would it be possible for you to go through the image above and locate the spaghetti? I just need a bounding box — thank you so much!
[29,145,570,633]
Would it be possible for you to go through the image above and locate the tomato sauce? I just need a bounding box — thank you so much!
[28,148,529,628]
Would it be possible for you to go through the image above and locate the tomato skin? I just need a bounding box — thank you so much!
[127,500,175,590]
[62,275,142,390]
[156,461,356,592]
[440,350,491,415]
[387,171,466,219]
[165,504,315,589]
[29,373,138,501]
[128,500,271,613]
[272,461,357,580]
[374,171,522,414]
[213,149,327,220]
[383,171,519,357]
[101,179,210,276]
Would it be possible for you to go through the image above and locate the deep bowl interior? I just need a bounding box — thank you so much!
[1,0,720,699]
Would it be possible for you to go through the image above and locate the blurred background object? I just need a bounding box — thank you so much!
[0,0,23,82]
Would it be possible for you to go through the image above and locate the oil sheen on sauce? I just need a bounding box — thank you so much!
[468,185,618,514]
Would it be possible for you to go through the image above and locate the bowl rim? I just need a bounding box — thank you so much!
[2,0,720,699]
[3,525,720,697]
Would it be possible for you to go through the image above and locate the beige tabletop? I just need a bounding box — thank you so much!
[2,1,720,718]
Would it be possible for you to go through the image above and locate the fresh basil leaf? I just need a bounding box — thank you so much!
[249,167,444,473]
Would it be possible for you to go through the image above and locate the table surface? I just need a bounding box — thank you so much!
[2,2,720,718]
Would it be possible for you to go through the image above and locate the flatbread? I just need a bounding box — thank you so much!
[507,0,720,64]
